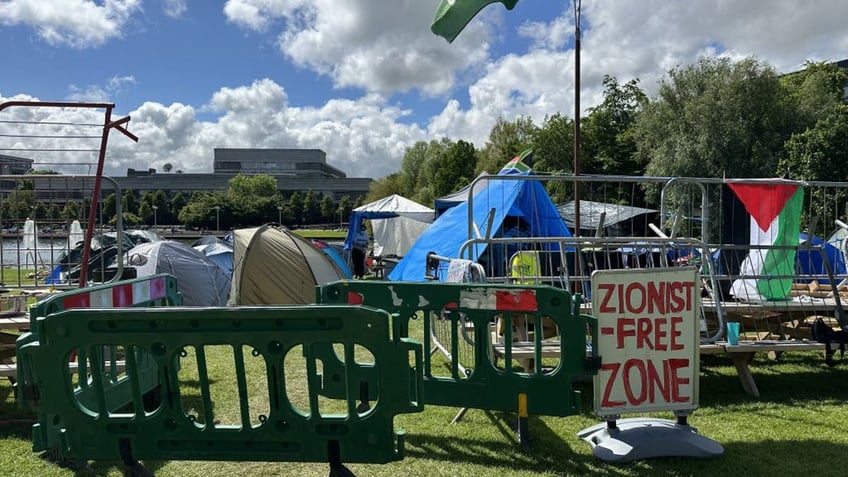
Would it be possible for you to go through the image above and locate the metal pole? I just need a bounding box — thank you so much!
[573,0,582,237]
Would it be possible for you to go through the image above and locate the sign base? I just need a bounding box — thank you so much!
[577,417,724,463]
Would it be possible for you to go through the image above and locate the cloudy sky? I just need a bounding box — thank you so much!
[1,0,846,180]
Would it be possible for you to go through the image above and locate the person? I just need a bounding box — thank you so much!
[352,222,370,279]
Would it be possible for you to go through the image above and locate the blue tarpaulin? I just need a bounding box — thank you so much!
[388,175,571,282]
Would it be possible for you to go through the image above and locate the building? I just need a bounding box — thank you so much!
[114,148,371,201]
[0,154,34,175]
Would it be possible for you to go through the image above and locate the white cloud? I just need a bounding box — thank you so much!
[162,0,186,19]
[3,1,848,181]
[0,0,142,48]
[67,75,137,102]
[223,0,493,96]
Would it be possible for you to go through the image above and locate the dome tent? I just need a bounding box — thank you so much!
[229,225,346,305]
[126,240,230,306]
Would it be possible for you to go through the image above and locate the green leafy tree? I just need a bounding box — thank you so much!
[226,174,278,226]
[302,190,321,225]
[139,202,153,225]
[780,105,848,222]
[288,191,303,225]
[476,116,537,175]
[782,61,848,128]
[103,192,117,222]
[152,190,169,224]
[429,139,477,199]
[398,141,432,199]
[171,192,187,222]
[582,76,648,177]
[337,196,353,224]
[320,195,337,223]
[122,189,137,216]
[366,173,404,203]
[635,56,795,181]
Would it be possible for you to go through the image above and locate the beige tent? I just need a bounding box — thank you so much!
[229,225,345,305]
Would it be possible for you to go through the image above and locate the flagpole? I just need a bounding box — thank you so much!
[573,0,582,237]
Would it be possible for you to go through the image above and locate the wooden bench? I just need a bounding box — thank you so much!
[700,340,826,397]
[491,335,827,397]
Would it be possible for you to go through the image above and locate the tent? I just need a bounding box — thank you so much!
[389,175,572,282]
[229,225,346,305]
[795,233,847,284]
[193,235,234,278]
[126,240,230,306]
[433,172,490,215]
[343,194,434,257]
[558,200,658,237]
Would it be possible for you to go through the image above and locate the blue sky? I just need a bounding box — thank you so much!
[1,1,846,179]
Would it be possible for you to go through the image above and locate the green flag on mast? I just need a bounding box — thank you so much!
[431,0,519,43]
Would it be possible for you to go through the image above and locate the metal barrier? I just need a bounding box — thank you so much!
[18,304,422,473]
[316,281,599,428]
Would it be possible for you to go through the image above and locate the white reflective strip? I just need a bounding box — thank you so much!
[90,288,113,307]
[133,280,151,304]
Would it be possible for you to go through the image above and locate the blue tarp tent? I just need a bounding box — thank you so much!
[796,233,846,283]
[388,175,572,282]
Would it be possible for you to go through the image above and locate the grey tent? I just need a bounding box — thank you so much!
[229,225,346,305]
[558,200,658,237]
[126,240,230,306]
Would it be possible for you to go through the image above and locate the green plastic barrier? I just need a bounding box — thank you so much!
[15,274,182,453]
[317,281,599,418]
[22,305,422,472]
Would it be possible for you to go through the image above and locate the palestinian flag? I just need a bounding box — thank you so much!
[498,148,533,175]
[728,181,803,301]
[431,0,519,43]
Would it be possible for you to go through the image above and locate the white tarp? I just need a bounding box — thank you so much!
[350,194,434,257]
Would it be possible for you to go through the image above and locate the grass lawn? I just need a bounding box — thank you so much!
[2,322,848,476]
[293,229,347,240]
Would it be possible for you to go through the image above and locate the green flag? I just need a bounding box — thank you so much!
[431,0,519,43]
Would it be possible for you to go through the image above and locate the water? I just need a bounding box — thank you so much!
[3,219,85,267]
[0,238,77,267]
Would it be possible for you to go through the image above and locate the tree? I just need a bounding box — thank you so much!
[320,195,337,223]
[302,190,320,225]
[226,174,279,226]
[782,61,848,129]
[429,139,477,199]
[288,191,303,225]
[634,57,795,181]
[103,192,117,222]
[476,116,537,175]
[337,196,353,225]
[171,192,187,221]
[531,113,574,174]
[582,76,648,177]
[366,173,404,203]
[122,189,137,216]
[780,105,848,222]
[398,141,432,199]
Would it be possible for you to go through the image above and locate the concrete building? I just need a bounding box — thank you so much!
[114,148,372,201]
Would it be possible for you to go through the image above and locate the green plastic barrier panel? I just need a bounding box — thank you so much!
[15,274,183,453]
[316,281,599,419]
[22,305,423,474]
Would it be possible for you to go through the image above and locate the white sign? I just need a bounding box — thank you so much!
[592,267,700,416]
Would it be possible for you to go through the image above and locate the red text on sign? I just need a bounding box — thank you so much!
[597,280,695,315]
[600,358,690,408]
[615,316,684,350]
